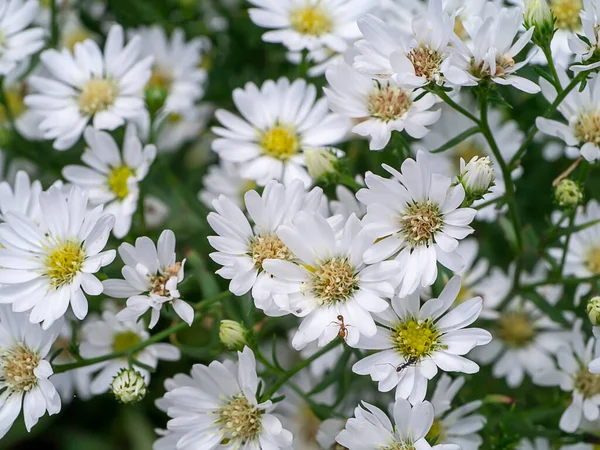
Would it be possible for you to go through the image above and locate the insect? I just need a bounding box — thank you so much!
[330,315,350,341]
[395,356,418,372]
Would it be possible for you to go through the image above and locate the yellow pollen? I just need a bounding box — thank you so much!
[150,262,182,296]
[407,45,443,81]
[497,312,535,348]
[113,331,142,353]
[426,419,446,443]
[108,166,134,200]
[368,84,411,122]
[400,201,443,247]
[551,0,583,30]
[219,394,263,442]
[575,368,600,398]
[311,257,358,305]
[586,247,600,274]
[79,78,118,115]
[393,319,441,359]
[290,5,332,36]
[0,344,40,392]
[250,234,293,270]
[147,67,173,91]
[260,125,299,160]
[63,29,92,52]
[45,240,85,288]
[575,112,600,145]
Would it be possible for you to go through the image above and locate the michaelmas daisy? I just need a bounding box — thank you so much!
[154,346,293,450]
[0,185,116,329]
[212,78,349,187]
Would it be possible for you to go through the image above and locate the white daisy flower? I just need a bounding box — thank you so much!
[264,212,400,349]
[247,0,375,54]
[518,437,597,450]
[154,346,293,450]
[154,104,212,153]
[136,25,209,113]
[357,150,476,297]
[102,229,192,328]
[212,77,350,187]
[450,239,490,306]
[25,24,153,150]
[429,375,486,450]
[62,125,156,238]
[353,1,468,89]
[330,184,366,220]
[568,0,600,72]
[0,0,44,76]
[534,328,600,432]
[336,398,459,450]
[0,169,42,221]
[0,185,116,329]
[449,4,541,93]
[80,307,180,395]
[352,276,491,404]
[316,418,345,449]
[207,179,327,316]
[536,70,600,162]
[0,306,61,439]
[199,160,256,210]
[57,10,96,52]
[324,61,441,151]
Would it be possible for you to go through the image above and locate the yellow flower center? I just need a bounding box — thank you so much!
[63,29,92,52]
[113,331,142,353]
[108,166,134,200]
[393,319,441,359]
[0,344,40,392]
[290,5,332,36]
[260,125,299,160]
[0,88,25,123]
[575,367,600,398]
[45,240,86,289]
[147,67,173,91]
[575,112,600,145]
[407,45,443,81]
[426,419,446,443]
[250,234,293,270]
[79,78,118,115]
[551,0,583,30]
[497,312,535,348]
[586,247,600,274]
[311,257,358,305]
[219,394,263,443]
[368,84,411,122]
[400,201,443,247]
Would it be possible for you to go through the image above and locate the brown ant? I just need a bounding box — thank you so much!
[330,315,350,342]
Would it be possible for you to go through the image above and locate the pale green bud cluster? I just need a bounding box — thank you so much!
[110,368,147,404]
[220,320,249,350]
[554,178,583,208]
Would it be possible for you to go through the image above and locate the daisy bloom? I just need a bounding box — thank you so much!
[336,398,459,450]
[352,276,491,404]
[137,25,209,113]
[519,438,598,450]
[0,0,45,76]
[0,185,116,329]
[429,375,486,450]
[207,179,326,316]
[353,0,468,89]
[357,150,476,297]
[199,160,255,210]
[568,0,600,72]
[316,418,345,449]
[154,104,212,153]
[330,184,366,220]
[25,24,153,150]
[449,4,541,93]
[154,346,293,450]
[264,212,400,349]
[80,307,180,395]
[0,306,61,439]
[62,125,156,238]
[247,0,374,53]
[537,70,600,162]
[102,229,192,328]
[212,77,350,186]
[0,169,42,221]
[324,61,441,151]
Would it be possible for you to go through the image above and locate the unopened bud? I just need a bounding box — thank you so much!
[524,0,555,46]
[305,147,339,180]
[220,320,249,350]
[554,178,583,208]
[145,86,168,117]
[458,156,495,206]
[588,297,600,326]
[110,368,147,403]
[484,394,516,405]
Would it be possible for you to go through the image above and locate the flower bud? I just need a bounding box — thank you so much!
[458,156,495,206]
[145,86,168,117]
[220,320,249,350]
[588,297,600,326]
[554,178,583,208]
[305,147,338,180]
[524,0,555,46]
[110,368,147,403]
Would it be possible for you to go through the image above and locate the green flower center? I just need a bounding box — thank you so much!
[426,419,446,443]
[113,331,142,353]
[497,312,535,348]
[586,247,600,274]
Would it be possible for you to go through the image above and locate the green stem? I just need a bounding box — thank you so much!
[541,43,562,93]
[431,126,480,154]
[474,194,505,210]
[521,275,600,289]
[50,0,59,48]
[433,88,480,125]
[259,339,341,402]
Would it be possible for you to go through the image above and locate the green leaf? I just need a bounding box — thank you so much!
[431,127,480,153]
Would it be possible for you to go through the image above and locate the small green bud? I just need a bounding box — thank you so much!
[110,368,147,403]
[524,0,556,47]
[145,86,168,117]
[458,156,495,206]
[305,147,339,180]
[554,178,583,208]
[219,320,249,350]
[588,297,600,326]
